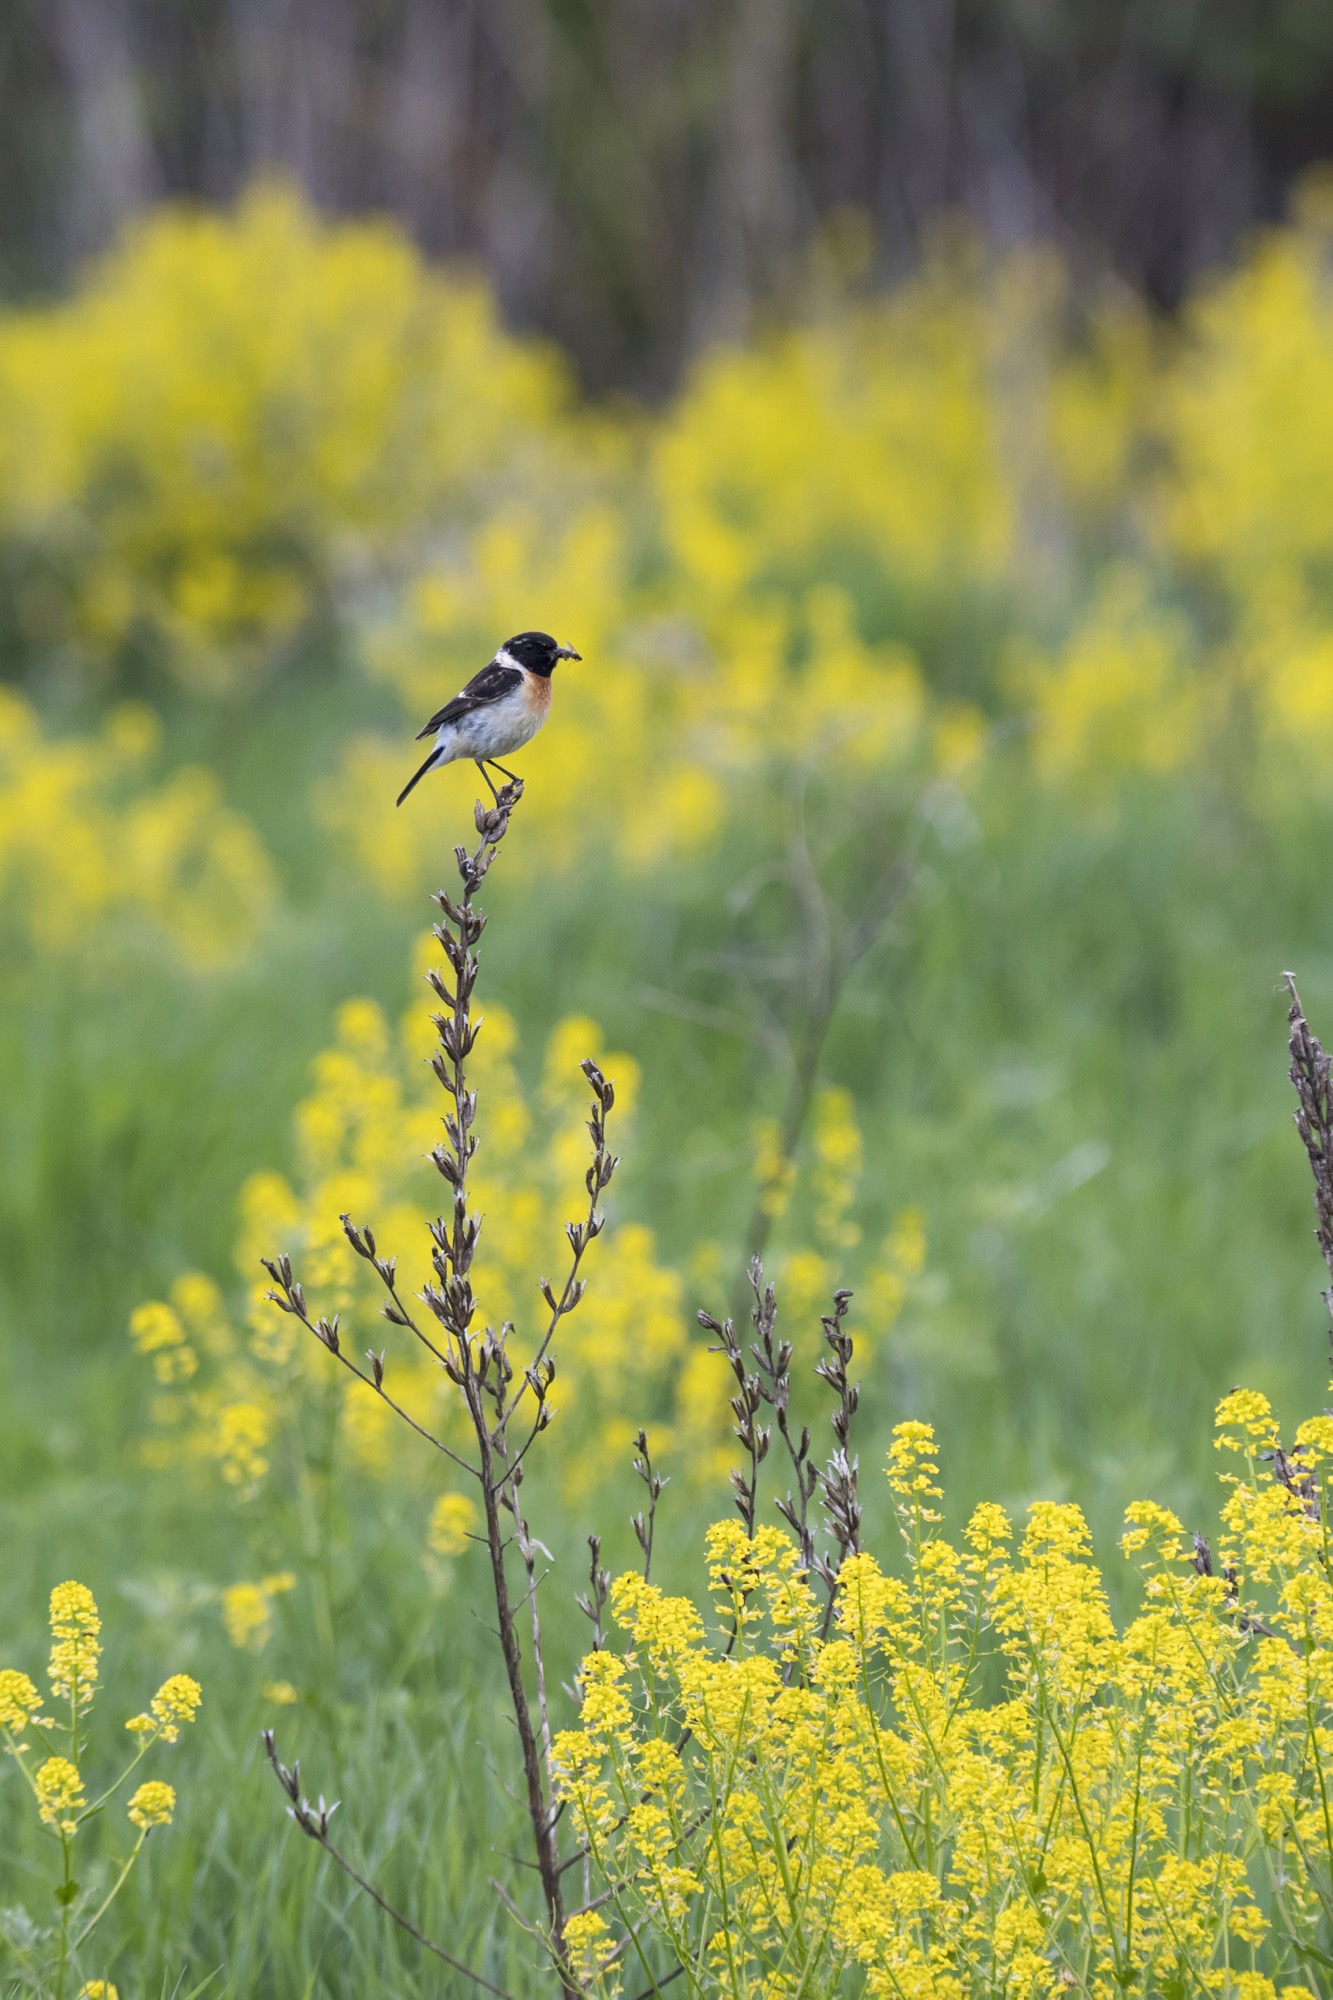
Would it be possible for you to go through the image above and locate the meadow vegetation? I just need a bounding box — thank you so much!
[6,180,1333,1991]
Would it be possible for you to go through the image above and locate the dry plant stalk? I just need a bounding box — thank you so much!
[700,1259,862,1622]
[260,779,619,1998]
[1285,971,1333,1333]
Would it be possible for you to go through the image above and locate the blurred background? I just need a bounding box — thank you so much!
[6,3,1333,1993]
[5,0,1333,388]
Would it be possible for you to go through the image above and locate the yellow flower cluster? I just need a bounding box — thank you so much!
[0,688,273,970]
[35,1755,86,1834]
[555,1395,1333,1998]
[130,933,690,1532]
[125,1673,203,1744]
[130,918,935,1586]
[1027,180,1333,790]
[426,1491,478,1562]
[0,1578,200,1987]
[47,1581,101,1713]
[221,1574,296,1653]
[0,182,564,690]
[127,1780,176,1830]
[0,1668,42,1736]
[439,183,1333,819]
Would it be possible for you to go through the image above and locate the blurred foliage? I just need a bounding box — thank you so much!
[126,926,931,1661]
[8,177,1333,812]
[0,185,567,690]
[0,685,271,969]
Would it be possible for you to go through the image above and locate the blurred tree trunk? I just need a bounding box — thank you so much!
[226,0,360,205]
[51,0,156,257]
[6,0,1333,389]
[690,0,804,348]
[882,0,957,245]
[384,0,473,251]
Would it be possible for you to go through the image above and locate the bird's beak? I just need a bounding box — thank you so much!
[556,645,582,662]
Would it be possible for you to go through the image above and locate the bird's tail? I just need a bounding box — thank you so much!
[396,746,442,807]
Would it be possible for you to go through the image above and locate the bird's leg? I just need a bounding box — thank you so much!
[474,758,502,804]
[485,758,521,787]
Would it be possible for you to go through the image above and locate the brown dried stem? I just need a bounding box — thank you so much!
[630,1430,667,1584]
[813,1286,862,1632]
[744,1258,818,1573]
[264,1730,514,1999]
[697,1300,769,1538]
[262,778,616,1995]
[1285,971,1333,1330]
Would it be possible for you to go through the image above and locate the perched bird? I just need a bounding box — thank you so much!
[395,630,581,807]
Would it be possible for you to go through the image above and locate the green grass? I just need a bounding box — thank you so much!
[4,672,1333,1992]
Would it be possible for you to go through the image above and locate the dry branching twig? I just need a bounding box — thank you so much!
[1285,971,1333,1334]
[261,778,622,1995]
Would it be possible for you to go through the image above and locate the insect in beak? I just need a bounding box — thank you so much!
[555,645,582,661]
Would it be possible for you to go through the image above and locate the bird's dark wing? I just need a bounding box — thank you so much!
[415,660,524,739]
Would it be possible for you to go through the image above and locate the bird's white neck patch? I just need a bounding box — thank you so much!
[495,647,523,675]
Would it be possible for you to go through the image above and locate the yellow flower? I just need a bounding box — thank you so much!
[1231,1980,1276,2000]
[427,1491,478,1559]
[129,1300,185,1354]
[0,1668,41,1734]
[562,1908,619,1992]
[78,1983,119,1999]
[128,1779,175,1830]
[149,1673,202,1743]
[1215,1386,1278,1450]
[49,1580,99,1639]
[222,1573,295,1651]
[811,1086,863,1249]
[1025,569,1201,787]
[169,1272,234,1358]
[886,1420,943,1513]
[35,1755,85,1832]
[1295,1413,1333,1460]
[48,1581,100,1711]
[216,1401,270,1490]
[220,1584,268,1648]
[221,1586,269,1650]
[139,939,699,1520]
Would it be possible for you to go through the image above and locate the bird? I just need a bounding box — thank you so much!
[395,630,582,807]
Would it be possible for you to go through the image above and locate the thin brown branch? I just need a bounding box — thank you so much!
[422,783,577,1986]
[340,1214,454,1369]
[263,1731,513,2000]
[261,774,628,1995]
[260,1265,479,1479]
[630,1429,667,1584]
[511,1057,619,1416]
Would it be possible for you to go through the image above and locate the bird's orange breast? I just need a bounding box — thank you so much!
[521,669,554,718]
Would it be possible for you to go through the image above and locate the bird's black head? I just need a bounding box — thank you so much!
[500,630,582,678]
